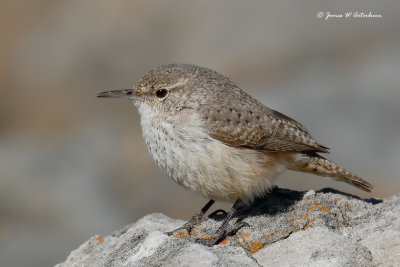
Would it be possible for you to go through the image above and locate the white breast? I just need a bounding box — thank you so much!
[136,102,287,203]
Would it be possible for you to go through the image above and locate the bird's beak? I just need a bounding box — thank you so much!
[97,89,140,99]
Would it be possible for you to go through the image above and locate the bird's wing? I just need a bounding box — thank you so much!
[199,100,329,153]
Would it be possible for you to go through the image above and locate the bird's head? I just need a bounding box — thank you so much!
[97,64,205,110]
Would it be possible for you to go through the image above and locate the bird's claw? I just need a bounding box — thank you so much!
[225,220,249,236]
[167,213,204,236]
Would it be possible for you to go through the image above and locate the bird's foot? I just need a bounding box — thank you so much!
[167,213,204,236]
[167,199,216,237]
[195,220,250,246]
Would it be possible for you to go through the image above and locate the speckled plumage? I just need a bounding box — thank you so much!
[99,64,372,204]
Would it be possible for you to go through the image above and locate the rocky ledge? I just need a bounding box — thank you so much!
[56,187,399,266]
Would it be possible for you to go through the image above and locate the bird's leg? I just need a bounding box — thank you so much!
[167,199,215,236]
[196,199,249,246]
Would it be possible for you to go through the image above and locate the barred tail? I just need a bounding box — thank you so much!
[289,152,373,192]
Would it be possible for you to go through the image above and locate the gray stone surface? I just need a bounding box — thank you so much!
[56,187,400,266]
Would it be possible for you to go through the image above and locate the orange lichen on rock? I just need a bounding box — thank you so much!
[310,202,331,212]
[218,239,228,245]
[288,214,315,232]
[70,257,74,262]
[289,214,309,222]
[346,204,352,209]
[265,232,274,239]
[319,205,331,212]
[96,237,104,242]
[281,230,286,235]
[302,220,313,231]
[203,236,211,240]
[240,232,251,243]
[249,241,264,253]
[176,231,188,238]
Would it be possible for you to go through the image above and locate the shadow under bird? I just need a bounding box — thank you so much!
[97,64,372,246]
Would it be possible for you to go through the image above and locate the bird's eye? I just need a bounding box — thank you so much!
[156,88,168,98]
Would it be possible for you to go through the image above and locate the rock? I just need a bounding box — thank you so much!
[56,187,400,266]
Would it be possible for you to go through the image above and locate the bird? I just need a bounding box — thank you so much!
[97,63,372,245]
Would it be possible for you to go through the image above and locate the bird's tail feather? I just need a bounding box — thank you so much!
[288,152,373,192]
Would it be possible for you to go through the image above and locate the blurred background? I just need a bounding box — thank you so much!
[1,0,399,266]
